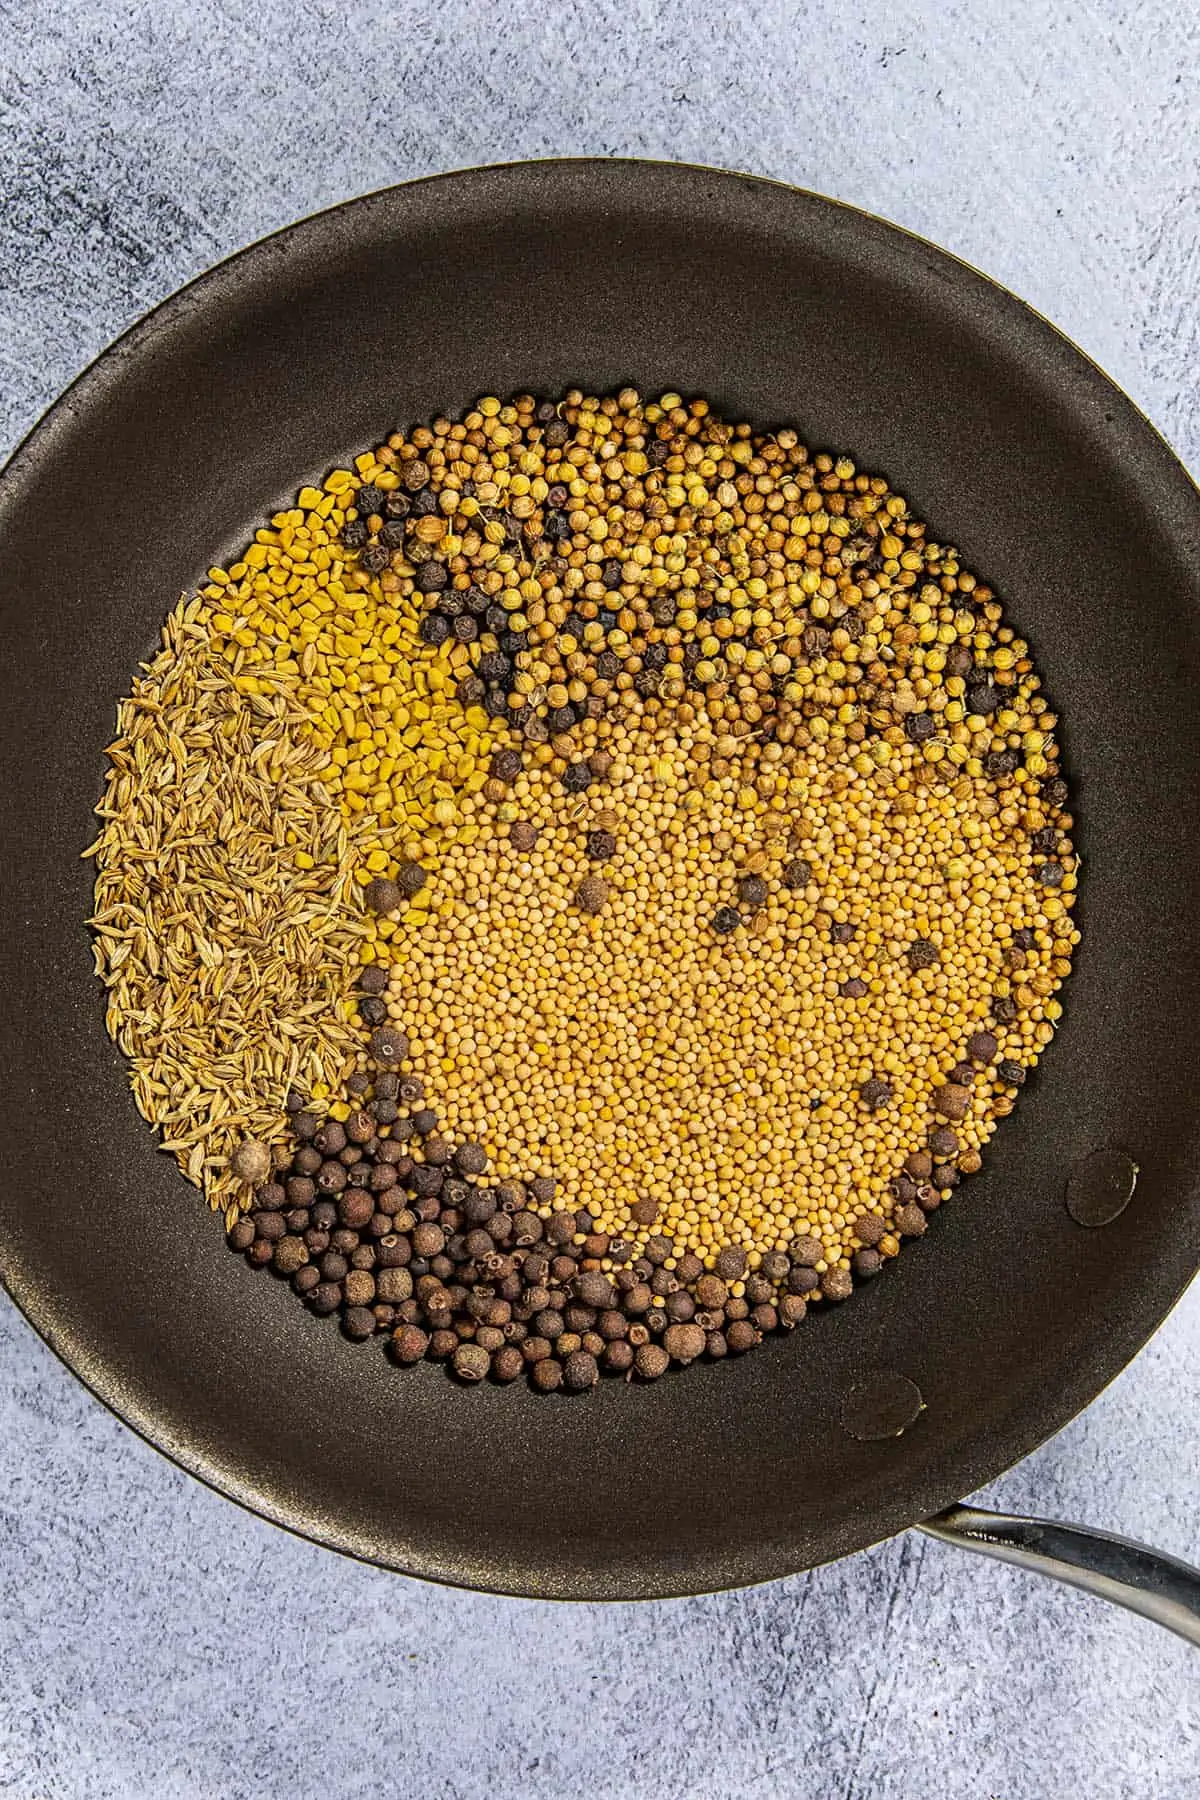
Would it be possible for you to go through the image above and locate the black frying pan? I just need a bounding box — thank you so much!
[1,161,1199,1623]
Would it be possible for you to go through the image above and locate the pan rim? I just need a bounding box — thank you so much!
[1,156,1198,1600]
[3,155,1196,519]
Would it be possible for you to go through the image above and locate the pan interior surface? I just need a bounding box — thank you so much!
[1,161,1198,1599]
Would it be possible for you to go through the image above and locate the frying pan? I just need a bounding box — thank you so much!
[1,160,1199,1630]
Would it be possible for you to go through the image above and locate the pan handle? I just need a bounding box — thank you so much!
[917,1505,1200,1647]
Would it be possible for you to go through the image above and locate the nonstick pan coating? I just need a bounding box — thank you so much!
[1,161,1198,1599]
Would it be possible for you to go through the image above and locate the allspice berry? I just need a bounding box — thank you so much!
[634,1343,669,1380]
[562,1350,599,1391]
[453,1343,491,1382]
[364,877,401,915]
[391,1324,429,1364]
[663,1322,706,1364]
[369,1026,408,1063]
[272,1235,308,1275]
[575,876,609,915]
[489,749,523,783]
[396,861,428,896]
[820,1268,854,1302]
[230,1139,272,1185]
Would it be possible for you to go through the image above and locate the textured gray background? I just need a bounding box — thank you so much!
[1,3,1198,1797]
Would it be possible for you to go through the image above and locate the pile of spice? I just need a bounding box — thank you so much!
[89,389,1078,1386]
[85,600,373,1216]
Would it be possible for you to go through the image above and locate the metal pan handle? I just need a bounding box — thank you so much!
[917,1505,1200,1646]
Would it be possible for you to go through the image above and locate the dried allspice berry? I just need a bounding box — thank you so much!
[576,876,609,915]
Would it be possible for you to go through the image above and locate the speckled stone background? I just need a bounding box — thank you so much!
[1,3,1198,1796]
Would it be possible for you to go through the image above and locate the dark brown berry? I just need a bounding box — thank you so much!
[489,749,523,783]
[391,1324,429,1363]
[663,1322,706,1364]
[453,1343,491,1382]
[584,830,617,861]
[634,1343,669,1380]
[576,876,609,914]
[736,874,768,910]
[714,1247,747,1281]
[396,861,428,896]
[821,1268,854,1302]
[492,1346,524,1382]
[364,878,401,915]
[932,1083,971,1120]
[453,1142,488,1175]
[562,1350,599,1391]
[531,1358,563,1392]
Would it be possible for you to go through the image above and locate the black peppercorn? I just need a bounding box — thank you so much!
[584,829,617,861]
[562,761,593,793]
[489,749,523,784]
[737,874,768,910]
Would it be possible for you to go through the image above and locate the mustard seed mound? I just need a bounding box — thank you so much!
[383,710,1046,1266]
[90,388,1078,1387]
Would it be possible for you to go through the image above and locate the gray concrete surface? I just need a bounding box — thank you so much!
[1,3,1198,1796]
